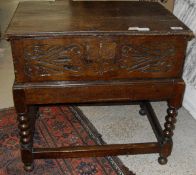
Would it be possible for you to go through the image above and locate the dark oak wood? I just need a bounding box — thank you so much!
[33,143,160,159]
[14,79,181,104]
[6,1,193,38]
[10,36,187,82]
[13,88,34,171]
[5,1,194,171]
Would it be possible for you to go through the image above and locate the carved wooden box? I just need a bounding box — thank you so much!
[7,1,192,83]
[11,35,187,82]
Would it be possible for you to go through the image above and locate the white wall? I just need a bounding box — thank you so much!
[183,85,196,120]
[174,0,196,120]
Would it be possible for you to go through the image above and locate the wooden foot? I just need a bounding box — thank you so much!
[158,156,168,165]
[24,163,34,172]
[139,108,146,116]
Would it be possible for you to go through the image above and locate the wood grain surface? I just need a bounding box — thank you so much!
[5,1,192,38]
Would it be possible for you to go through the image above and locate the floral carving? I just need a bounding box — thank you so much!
[119,42,176,72]
[23,41,176,78]
[24,44,83,77]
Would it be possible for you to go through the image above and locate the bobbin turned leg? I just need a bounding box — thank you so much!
[158,106,177,165]
[18,112,34,171]
[158,81,185,165]
[13,88,34,171]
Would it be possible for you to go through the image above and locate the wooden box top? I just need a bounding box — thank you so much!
[5,1,193,39]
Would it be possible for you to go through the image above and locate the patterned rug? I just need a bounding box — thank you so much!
[0,106,135,175]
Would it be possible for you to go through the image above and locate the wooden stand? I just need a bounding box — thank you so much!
[31,101,176,165]
[6,1,193,172]
[13,79,184,171]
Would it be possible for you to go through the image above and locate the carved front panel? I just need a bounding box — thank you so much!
[119,42,175,73]
[15,36,185,82]
[24,40,119,77]
[24,44,84,77]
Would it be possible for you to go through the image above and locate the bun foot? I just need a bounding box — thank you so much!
[158,157,168,165]
[24,163,34,172]
[139,108,146,116]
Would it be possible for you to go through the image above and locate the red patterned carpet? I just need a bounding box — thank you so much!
[0,106,134,175]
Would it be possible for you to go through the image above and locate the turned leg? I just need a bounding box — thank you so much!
[13,88,34,171]
[163,107,177,142]
[158,81,184,165]
[17,112,34,171]
[158,105,177,165]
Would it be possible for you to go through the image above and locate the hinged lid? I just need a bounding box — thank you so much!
[5,1,194,39]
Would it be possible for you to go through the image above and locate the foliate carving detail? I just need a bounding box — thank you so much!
[24,41,176,78]
[24,44,82,77]
[119,42,176,73]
